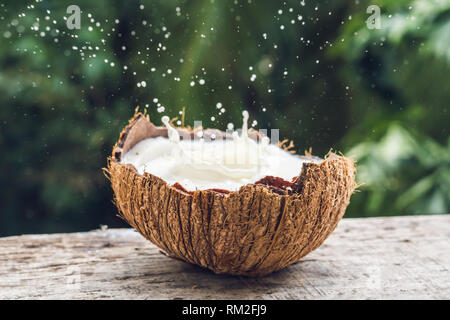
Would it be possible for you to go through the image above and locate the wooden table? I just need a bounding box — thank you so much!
[1,215,449,299]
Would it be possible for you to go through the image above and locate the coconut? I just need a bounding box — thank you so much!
[106,111,356,276]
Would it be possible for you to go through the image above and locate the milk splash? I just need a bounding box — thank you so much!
[160,110,271,180]
[122,111,319,191]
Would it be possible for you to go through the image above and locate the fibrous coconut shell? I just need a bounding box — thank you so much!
[106,112,356,276]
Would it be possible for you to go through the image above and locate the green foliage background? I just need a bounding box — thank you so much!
[0,0,448,236]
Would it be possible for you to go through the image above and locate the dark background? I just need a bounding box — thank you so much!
[0,0,449,236]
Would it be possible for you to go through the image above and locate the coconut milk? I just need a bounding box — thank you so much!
[121,111,320,191]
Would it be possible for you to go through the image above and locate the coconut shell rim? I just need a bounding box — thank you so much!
[109,111,350,196]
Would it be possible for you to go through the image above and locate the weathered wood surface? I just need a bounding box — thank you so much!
[1,215,449,300]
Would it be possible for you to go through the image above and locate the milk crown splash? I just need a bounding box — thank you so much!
[122,111,316,191]
[161,115,180,143]
[161,111,270,180]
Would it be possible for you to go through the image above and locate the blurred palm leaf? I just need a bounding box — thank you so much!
[347,124,450,216]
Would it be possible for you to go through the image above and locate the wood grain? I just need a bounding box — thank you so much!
[1,215,449,299]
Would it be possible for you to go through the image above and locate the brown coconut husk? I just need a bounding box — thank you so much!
[105,112,357,276]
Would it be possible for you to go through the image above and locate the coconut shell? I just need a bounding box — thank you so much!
[106,112,356,276]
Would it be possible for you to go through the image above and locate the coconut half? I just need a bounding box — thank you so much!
[106,112,356,276]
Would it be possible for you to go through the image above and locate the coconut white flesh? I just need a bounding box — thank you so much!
[121,136,321,191]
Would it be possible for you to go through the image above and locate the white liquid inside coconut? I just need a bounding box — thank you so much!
[121,111,320,191]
